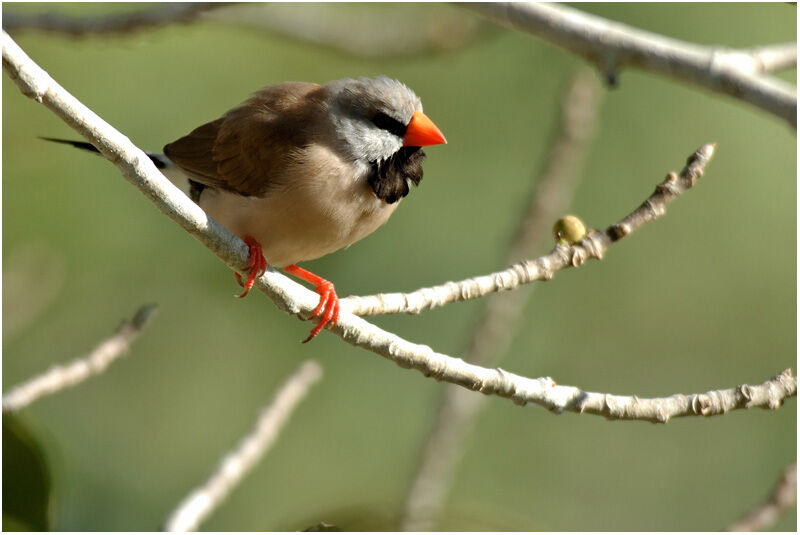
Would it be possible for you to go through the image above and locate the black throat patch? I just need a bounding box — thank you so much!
[367,147,426,204]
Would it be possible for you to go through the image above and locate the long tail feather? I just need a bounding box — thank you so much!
[39,136,101,154]
[40,136,167,169]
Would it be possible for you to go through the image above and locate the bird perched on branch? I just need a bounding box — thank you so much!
[45,76,446,342]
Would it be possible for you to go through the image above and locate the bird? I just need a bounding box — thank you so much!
[44,76,446,342]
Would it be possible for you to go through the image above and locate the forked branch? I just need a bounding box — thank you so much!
[463,2,797,128]
[3,31,795,419]
[343,143,714,316]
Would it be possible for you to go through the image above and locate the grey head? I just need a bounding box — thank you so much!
[324,76,423,165]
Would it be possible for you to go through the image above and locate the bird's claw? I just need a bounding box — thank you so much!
[236,237,268,298]
[302,281,340,343]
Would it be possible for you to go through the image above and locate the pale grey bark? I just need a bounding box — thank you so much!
[464,2,797,128]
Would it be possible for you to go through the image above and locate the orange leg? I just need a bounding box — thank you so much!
[235,236,268,298]
[283,264,340,343]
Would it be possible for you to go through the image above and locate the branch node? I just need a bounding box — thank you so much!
[656,407,669,424]
[608,222,631,241]
[738,383,753,403]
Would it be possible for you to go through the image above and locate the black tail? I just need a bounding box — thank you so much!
[40,136,101,154]
[41,137,166,169]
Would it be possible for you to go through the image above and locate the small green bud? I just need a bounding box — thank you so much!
[553,215,587,245]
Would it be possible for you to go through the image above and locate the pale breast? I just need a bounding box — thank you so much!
[199,145,399,267]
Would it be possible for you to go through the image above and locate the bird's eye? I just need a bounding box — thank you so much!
[372,112,407,138]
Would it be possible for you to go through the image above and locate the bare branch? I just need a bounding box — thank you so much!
[728,461,797,531]
[342,143,715,317]
[402,70,603,532]
[4,32,794,418]
[164,361,323,532]
[462,2,797,128]
[2,3,229,37]
[2,304,158,412]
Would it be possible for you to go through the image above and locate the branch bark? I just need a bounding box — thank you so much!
[462,2,797,128]
[2,304,158,412]
[3,31,795,420]
[164,361,323,532]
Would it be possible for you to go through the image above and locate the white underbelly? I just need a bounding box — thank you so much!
[199,180,398,267]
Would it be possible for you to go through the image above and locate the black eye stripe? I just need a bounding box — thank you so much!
[372,112,407,138]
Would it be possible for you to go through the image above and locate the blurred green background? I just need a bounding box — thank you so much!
[3,2,796,531]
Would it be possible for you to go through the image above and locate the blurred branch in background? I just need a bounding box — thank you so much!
[2,304,158,412]
[3,241,65,340]
[1,3,230,37]
[463,2,797,128]
[208,3,491,58]
[6,31,795,418]
[343,143,714,317]
[2,3,491,59]
[402,69,604,531]
[164,361,323,532]
[728,461,797,531]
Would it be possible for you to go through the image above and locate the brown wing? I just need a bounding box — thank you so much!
[163,82,324,197]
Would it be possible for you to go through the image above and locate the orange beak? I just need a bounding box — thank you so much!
[403,110,447,147]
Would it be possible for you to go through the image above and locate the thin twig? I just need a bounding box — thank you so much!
[401,70,603,532]
[4,32,795,418]
[462,2,797,128]
[728,461,797,531]
[163,361,323,532]
[2,304,158,412]
[343,143,714,317]
[2,3,230,36]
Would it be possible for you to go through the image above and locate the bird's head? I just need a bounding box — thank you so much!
[325,76,446,165]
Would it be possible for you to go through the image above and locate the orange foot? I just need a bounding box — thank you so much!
[234,236,268,298]
[283,264,340,343]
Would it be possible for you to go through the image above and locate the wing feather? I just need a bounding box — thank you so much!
[163,82,324,197]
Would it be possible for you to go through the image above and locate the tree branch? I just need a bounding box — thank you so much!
[728,461,797,531]
[342,142,715,316]
[2,3,230,36]
[164,361,323,532]
[2,304,158,412]
[4,31,795,419]
[462,2,797,128]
